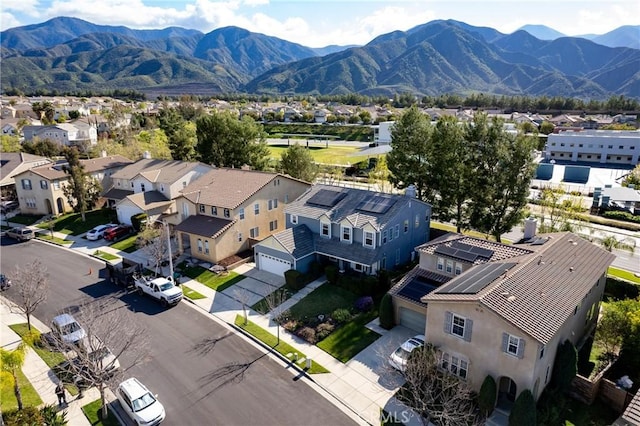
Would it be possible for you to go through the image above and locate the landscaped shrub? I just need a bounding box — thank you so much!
[355,296,374,312]
[297,326,317,344]
[2,406,43,425]
[552,340,578,392]
[509,389,536,426]
[316,322,335,340]
[282,319,299,333]
[478,375,497,417]
[325,265,339,284]
[130,213,147,232]
[603,210,640,224]
[605,277,640,301]
[284,269,304,290]
[331,308,352,324]
[309,260,323,278]
[378,293,395,330]
[375,270,392,296]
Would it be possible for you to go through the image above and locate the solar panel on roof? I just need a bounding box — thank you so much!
[434,245,457,257]
[398,277,439,302]
[451,241,474,252]
[357,195,396,214]
[434,245,479,262]
[469,246,494,259]
[307,189,347,207]
[436,262,517,295]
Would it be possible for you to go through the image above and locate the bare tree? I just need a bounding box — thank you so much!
[397,344,482,426]
[234,288,252,326]
[137,222,172,276]
[8,260,48,330]
[262,287,290,345]
[45,298,149,419]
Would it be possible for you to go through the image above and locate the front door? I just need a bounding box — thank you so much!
[498,376,517,407]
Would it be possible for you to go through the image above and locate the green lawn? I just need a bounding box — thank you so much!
[234,315,329,374]
[109,235,138,253]
[178,264,245,292]
[181,285,205,300]
[0,368,43,411]
[36,233,73,245]
[287,284,357,320]
[608,266,640,284]
[268,145,375,166]
[7,214,42,225]
[82,399,120,426]
[36,209,117,236]
[93,250,119,261]
[252,282,298,314]
[317,310,381,363]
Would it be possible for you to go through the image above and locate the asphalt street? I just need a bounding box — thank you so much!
[0,238,356,426]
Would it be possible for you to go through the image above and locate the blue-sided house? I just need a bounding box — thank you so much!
[253,184,432,276]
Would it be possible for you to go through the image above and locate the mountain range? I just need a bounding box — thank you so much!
[1,17,639,99]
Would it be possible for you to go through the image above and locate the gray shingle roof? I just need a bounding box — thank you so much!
[125,191,171,210]
[286,184,430,231]
[272,225,316,259]
[174,215,235,239]
[103,188,134,200]
[423,232,616,344]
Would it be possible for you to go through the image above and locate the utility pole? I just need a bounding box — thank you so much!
[164,221,174,282]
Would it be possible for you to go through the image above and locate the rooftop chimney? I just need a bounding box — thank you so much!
[405,184,417,198]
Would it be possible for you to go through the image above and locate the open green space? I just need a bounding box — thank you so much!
[6,214,42,225]
[181,285,205,300]
[82,399,120,426]
[93,250,119,261]
[268,145,375,166]
[36,233,73,245]
[0,367,43,411]
[109,234,138,253]
[608,266,640,284]
[317,310,380,363]
[234,315,329,374]
[178,263,245,292]
[36,209,117,236]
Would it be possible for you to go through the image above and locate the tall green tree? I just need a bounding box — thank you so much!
[22,138,62,157]
[169,121,198,161]
[62,147,102,221]
[386,106,433,200]
[278,144,318,182]
[1,135,21,153]
[622,164,640,188]
[469,116,537,241]
[32,101,55,124]
[196,112,270,170]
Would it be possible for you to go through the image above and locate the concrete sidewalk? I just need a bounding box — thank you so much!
[0,300,115,426]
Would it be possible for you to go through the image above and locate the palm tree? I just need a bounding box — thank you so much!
[599,235,636,253]
[0,343,27,411]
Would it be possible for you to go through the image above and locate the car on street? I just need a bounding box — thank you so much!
[117,377,166,426]
[0,273,11,290]
[56,335,121,387]
[6,227,34,241]
[86,224,117,241]
[50,313,86,346]
[103,225,132,242]
[388,334,425,373]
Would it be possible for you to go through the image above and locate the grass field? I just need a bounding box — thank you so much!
[0,368,42,411]
[82,399,120,426]
[608,266,640,284]
[268,145,376,166]
[109,235,138,253]
[37,210,117,236]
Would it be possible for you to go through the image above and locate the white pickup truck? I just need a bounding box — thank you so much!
[134,276,183,307]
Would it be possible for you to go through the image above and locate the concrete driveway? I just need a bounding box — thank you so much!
[219,263,285,306]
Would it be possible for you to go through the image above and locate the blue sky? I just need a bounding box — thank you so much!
[2,0,638,47]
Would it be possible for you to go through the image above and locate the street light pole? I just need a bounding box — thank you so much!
[164,220,174,282]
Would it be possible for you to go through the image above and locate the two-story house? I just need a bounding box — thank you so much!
[173,168,310,264]
[22,122,98,147]
[253,184,432,276]
[107,158,213,225]
[13,155,132,215]
[389,232,615,409]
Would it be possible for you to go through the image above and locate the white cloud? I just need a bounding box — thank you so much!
[1,12,22,30]
[2,0,41,18]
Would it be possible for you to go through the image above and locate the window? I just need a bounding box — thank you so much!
[25,198,36,208]
[446,260,453,274]
[284,194,289,203]
[445,311,472,342]
[268,199,278,210]
[502,333,525,358]
[404,219,409,233]
[341,226,352,242]
[254,203,260,215]
[354,263,363,271]
[382,230,388,244]
[224,208,230,218]
[291,214,298,224]
[40,180,48,189]
[321,222,330,237]
[250,227,259,238]
[388,228,394,241]
[131,182,134,188]
[539,345,545,359]
[437,257,444,271]
[204,240,210,255]
[21,179,32,190]
[395,248,400,265]
[441,352,468,379]
[394,225,400,238]
[455,262,462,275]
[237,233,243,242]
[415,214,420,228]
[239,208,244,220]
[545,365,550,384]
[53,181,60,190]
[364,231,375,248]
[140,183,145,192]
[199,204,205,213]
[160,184,164,192]
[269,220,278,231]
[608,145,613,149]
[211,206,217,215]
[619,145,624,150]
[197,239,203,253]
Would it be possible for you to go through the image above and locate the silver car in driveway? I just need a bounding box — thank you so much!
[388,334,425,373]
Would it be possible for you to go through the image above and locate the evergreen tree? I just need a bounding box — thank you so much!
[278,144,318,182]
[62,147,102,221]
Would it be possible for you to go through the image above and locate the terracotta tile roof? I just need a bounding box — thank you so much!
[181,168,308,209]
[423,232,615,344]
[174,214,235,239]
[417,233,533,264]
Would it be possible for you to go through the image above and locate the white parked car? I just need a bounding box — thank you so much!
[51,313,86,346]
[388,334,425,373]
[86,224,117,241]
[117,378,165,426]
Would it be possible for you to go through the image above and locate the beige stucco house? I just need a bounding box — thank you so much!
[174,168,310,264]
[389,231,615,408]
[0,152,51,198]
[13,155,132,216]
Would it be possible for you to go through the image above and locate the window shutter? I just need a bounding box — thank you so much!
[463,319,473,342]
[502,333,509,353]
[517,338,526,359]
[444,311,452,335]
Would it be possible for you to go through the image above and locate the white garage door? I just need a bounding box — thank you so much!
[258,253,292,276]
[399,307,426,334]
[117,205,141,225]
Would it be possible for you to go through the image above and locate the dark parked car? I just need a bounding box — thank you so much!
[103,225,132,242]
